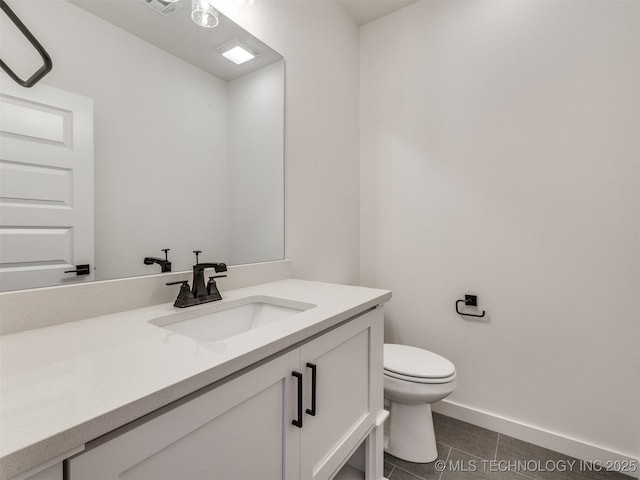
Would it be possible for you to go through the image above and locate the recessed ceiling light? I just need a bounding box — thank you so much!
[219,43,256,65]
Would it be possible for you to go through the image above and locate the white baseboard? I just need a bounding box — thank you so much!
[432,399,639,479]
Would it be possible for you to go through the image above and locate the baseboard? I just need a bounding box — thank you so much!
[432,400,639,479]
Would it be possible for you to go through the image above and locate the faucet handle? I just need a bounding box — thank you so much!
[166,280,194,308]
[161,248,170,260]
[206,275,226,298]
[208,275,227,281]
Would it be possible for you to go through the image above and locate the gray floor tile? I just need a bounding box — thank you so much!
[385,444,451,480]
[496,434,634,480]
[388,466,428,480]
[384,461,396,478]
[440,449,534,480]
[433,412,499,460]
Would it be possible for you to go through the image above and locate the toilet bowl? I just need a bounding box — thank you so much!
[384,344,456,463]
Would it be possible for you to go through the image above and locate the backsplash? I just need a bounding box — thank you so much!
[0,260,291,335]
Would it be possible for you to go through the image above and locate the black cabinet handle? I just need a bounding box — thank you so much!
[292,371,303,428]
[306,363,317,416]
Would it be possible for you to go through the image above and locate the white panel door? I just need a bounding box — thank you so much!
[0,81,94,291]
[67,349,301,480]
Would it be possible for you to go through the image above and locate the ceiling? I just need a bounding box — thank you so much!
[338,0,419,26]
[68,0,418,79]
[69,0,283,81]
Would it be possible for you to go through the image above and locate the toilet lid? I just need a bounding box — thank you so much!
[385,369,455,384]
[384,344,455,379]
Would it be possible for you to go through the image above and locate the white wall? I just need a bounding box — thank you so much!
[360,0,639,461]
[215,0,361,285]
[228,60,285,265]
[1,0,230,280]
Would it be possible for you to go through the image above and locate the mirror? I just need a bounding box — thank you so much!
[0,0,284,292]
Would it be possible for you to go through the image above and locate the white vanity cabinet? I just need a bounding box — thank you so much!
[66,307,384,480]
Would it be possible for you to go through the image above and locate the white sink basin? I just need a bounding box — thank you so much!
[149,295,315,342]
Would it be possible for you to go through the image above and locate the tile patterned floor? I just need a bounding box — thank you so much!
[383,413,636,480]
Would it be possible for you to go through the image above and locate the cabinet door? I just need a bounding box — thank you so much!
[67,350,301,480]
[299,308,384,480]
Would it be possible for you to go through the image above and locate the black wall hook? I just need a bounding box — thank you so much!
[455,294,486,318]
[0,0,53,88]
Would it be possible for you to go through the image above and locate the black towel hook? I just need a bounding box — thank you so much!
[0,0,53,88]
[455,294,486,318]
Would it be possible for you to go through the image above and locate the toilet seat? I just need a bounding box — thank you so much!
[384,344,456,384]
[384,369,456,384]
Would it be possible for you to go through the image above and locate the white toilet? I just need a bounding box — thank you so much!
[384,344,457,463]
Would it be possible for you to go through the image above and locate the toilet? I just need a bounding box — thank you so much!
[383,344,456,463]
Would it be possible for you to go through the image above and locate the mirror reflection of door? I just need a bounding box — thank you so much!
[0,82,94,292]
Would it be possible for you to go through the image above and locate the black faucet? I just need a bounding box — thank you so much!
[144,249,172,272]
[166,251,227,308]
[192,262,227,300]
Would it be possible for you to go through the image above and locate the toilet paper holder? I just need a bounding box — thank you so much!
[455,294,486,318]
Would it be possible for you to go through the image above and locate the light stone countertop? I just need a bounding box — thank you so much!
[0,279,391,480]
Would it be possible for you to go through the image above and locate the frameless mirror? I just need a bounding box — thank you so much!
[0,0,284,292]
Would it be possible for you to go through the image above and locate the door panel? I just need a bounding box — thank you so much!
[0,160,72,205]
[0,226,72,263]
[0,96,68,143]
